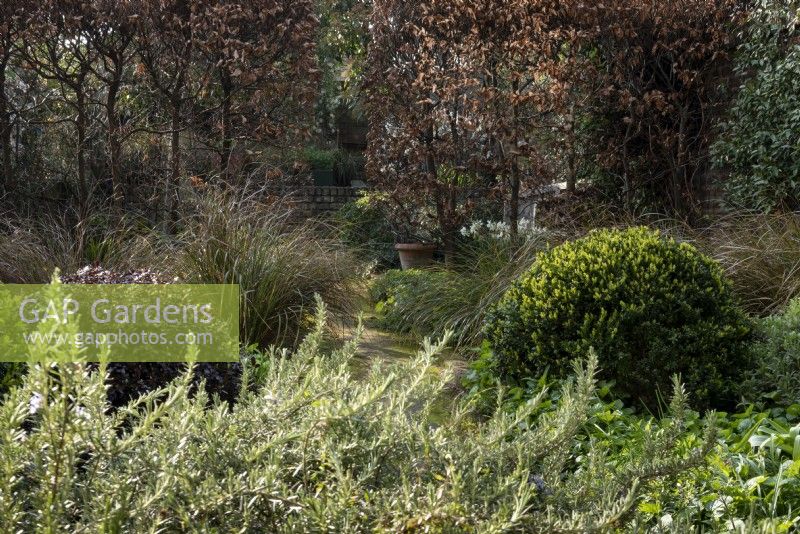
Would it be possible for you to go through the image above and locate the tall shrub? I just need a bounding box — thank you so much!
[569,0,740,216]
[365,0,577,248]
[365,0,488,259]
[712,0,800,212]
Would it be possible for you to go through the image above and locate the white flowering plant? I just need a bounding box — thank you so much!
[459,218,546,241]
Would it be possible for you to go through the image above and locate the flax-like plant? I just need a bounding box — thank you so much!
[372,233,552,348]
[668,213,800,316]
[179,190,364,348]
[0,211,171,284]
[0,292,718,532]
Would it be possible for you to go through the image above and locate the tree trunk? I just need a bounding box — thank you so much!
[566,104,576,194]
[509,169,520,238]
[75,88,89,215]
[508,84,521,238]
[442,224,456,265]
[220,68,232,182]
[435,189,457,265]
[106,78,123,207]
[567,153,576,194]
[0,59,12,194]
[622,129,632,212]
[169,97,182,223]
[446,186,459,264]
[675,105,689,216]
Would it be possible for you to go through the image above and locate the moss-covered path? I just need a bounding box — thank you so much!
[343,319,470,399]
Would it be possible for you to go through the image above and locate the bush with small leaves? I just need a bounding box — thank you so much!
[484,226,752,409]
[0,295,718,532]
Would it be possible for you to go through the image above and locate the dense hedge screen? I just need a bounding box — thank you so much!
[484,227,751,408]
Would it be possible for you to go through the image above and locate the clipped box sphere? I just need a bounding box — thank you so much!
[484,227,751,409]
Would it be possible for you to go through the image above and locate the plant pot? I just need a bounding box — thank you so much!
[312,169,335,186]
[395,243,437,270]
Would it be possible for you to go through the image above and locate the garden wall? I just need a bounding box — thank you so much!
[294,185,364,216]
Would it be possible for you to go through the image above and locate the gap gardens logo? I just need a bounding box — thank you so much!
[0,283,239,362]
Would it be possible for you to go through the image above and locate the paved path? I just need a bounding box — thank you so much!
[342,319,470,398]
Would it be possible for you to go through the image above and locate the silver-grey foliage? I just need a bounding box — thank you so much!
[0,298,715,532]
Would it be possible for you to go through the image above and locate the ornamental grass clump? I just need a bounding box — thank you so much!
[179,191,363,349]
[0,297,715,532]
[0,212,170,284]
[370,230,552,348]
[484,226,752,409]
[691,213,800,316]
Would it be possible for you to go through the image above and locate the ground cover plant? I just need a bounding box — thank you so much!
[464,366,800,532]
[739,297,800,406]
[59,266,242,407]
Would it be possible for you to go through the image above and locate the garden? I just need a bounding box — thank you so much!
[1,0,800,532]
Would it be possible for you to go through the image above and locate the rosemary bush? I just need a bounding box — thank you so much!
[0,299,715,532]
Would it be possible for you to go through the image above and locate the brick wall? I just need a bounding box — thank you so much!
[294,186,363,217]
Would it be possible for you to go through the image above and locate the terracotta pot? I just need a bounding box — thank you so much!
[395,243,437,270]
